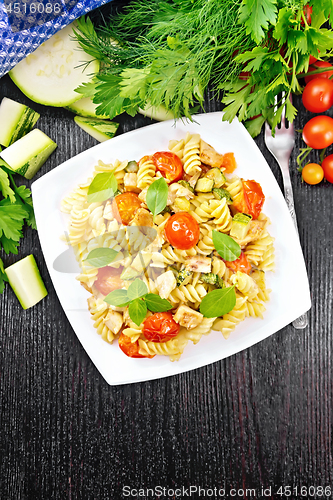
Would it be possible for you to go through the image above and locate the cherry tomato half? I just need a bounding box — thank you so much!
[224,252,251,275]
[302,115,333,149]
[118,331,155,358]
[94,266,124,296]
[165,212,200,250]
[152,151,183,182]
[302,78,333,113]
[112,192,142,225]
[305,61,333,84]
[302,163,324,185]
[321,154,333,183]
[232,180,265,219]
[221,152,237,173]
[143,312,180,343]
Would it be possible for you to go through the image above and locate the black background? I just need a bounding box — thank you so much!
[1,2,333,499]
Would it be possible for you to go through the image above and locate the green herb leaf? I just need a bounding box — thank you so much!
[239,0,278,44]
[0,168,15,203]
[146,177,168,217]
[0,203,28,242]
[104,289,130,307]
[145,293,173,312]
[127,278,148,300]
[84,248,119,268]
[87,172,118,203]
[128,298,147,326]
[200,286,236,318]
[0,257,8,294]
[212,230,241,261]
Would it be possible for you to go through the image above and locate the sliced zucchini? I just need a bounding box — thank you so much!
[0,98,40,147]
[177,180,194,193]
[176,268,192,287]
[204,167,226,188]
[230,213,252,240]
[0,129,57,179]
[125,160,139,173]
[174,197,191,212]
[212,187,233,203]
[138,103,174,121]
[66,97,108,118]
[5,255,48,309]
[74,116,119,142]
[200,273,224,288]
[195,177,214,193]
[9,23,99,107]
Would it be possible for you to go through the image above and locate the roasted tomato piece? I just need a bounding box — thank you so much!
[143,312,180,343]
[165,212,200,250]
[221,152,237,173]
[94,266,124,296]
[224,252,251,275]
[118,331,155,358]
[233,179,265,219]
[152,151,183,182]
[112,192,142,225]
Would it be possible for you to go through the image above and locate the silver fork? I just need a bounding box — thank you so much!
[264,94,308,329]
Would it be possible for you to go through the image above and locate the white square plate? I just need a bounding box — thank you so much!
[32,112,311,385]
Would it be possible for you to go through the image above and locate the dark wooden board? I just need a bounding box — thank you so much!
[1,32,333,500]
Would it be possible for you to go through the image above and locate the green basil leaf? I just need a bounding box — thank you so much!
[212,230,241,261]
[127,278,148,300]
[104,289,130,307]
[128,298,147,326]
[199,286,236,318]
[87,172,118,203]
[146,177,168,216]
[145,293,173,312]
[84,248,119,268]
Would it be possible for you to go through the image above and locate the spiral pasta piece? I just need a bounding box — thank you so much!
[225,176,242,199]
[213,296,247,339]
[87,297,116,344]
[180,317,216,345]
[169,138,185,160]
[245,234,274,266]
[137,156,156,189]
[68,208,90,245]
[230,271,259,300]
[138,336,188,357]
[245,301,266,319]
[258,242,275,272]
[182,133,202,175]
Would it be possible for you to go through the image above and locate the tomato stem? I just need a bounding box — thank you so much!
[297,147,312,172]
[320,148,327,163]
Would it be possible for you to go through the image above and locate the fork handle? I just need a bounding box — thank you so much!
[278,157,309,329]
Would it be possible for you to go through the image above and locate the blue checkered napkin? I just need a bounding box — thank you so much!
[0,0,113,77]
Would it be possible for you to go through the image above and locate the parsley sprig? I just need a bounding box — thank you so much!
[0,165,36,293]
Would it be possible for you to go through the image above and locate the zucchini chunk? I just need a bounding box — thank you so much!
[212,187,233,203]
[66,97,108,118]
[9,23,99,107]
[195,177,214,193]
[230,213,252,240]
[0,129,57,179]
[176,268,192,287]
[177,180,194,193]
[204,167,226,188]
[200,273,224,288]
[5,255,48,309]
[0,98,40,147]
[74,116,119,142]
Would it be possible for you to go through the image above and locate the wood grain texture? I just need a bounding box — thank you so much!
[1,46,333,500]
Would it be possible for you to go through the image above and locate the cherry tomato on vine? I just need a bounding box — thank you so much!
[152,151,183,182]
[112,192,141,225]
[302,78,333,113]
[232,180,265,219]
[301,163,324,185]
[321,154,333,183]
[165,212,200,250]
[301,5,312,25]
[305,61,333,84]
[118,331,155,358]
[224,252,251,275]
[309,55,318,65]
[94,266,124,296]
[143,312,180,343]
[302,115,333,149]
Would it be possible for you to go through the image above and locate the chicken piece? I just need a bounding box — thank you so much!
[200,139,224,169]
[167,182,194,206]
[233,219,266,247]
[185,255,212,274]
[103,310,123,334]
[130,208,154,228]
[138,186,148,205]
[155,270,177,299]
[183,170,201,189]
[174,304,203,330]
[124,173,140,193]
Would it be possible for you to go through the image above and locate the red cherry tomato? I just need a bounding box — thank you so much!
[143,312,180,343]
[118,331,155,358]
[302,163,324,185]
[112,192,141,225]
[309,55,318,65]
[152,151,183,182]
[302,115,333,149]
[224,252,251,275]
[221,152,237,173]
[305,61,333,84]
[165,212,200,250]
[301,5,312,25]
[232,180,265,219]
[321,154,333,183]
[302,78,333,113]
[94,266,124,296]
